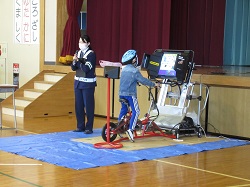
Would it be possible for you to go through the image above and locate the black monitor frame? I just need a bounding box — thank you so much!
[144,49,194,84]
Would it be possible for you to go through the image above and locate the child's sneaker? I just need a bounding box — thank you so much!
[126,129,134,142]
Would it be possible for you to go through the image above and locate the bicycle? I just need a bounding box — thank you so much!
[101,86,168,142]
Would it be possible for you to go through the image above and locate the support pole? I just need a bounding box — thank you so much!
[107,78,111,143]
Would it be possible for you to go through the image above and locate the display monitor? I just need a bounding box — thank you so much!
[145,49,194,83]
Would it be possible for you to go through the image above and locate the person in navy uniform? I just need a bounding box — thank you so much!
[71,34,97,134]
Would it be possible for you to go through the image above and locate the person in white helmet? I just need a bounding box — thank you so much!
[118,49,159,142]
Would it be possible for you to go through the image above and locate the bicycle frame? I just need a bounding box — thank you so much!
[101,85,175,142]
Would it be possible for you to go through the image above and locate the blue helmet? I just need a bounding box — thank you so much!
[121,49,137,65]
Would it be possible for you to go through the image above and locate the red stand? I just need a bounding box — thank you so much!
[94,78,123,149]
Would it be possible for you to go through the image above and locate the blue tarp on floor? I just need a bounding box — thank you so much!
[0,129,249,170]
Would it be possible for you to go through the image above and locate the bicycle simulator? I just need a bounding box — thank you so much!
[142,49,205,139]
[100,49,208,143]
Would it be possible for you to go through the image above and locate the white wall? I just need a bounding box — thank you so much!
[0,0,83,86]
[45,0,57,62]
[0,0,40,87]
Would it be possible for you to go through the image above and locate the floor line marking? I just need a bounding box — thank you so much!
[154,159,250,182]
[0,171,42,187]
[0,164,42,166]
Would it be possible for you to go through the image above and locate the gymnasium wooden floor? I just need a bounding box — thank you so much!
[0,114,250,187]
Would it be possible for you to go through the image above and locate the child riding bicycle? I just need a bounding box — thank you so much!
[118,49,159,142]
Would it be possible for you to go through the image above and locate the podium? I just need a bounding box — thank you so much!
[94,62,123,149]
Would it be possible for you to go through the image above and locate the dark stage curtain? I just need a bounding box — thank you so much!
[87,0,171,64]
[133,0,171,61]
[87,0,225,66]
[59,0,83,65]
[170,0,226,66]
[87,0,133,63]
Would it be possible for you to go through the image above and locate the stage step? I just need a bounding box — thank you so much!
[1,105,24,118]
[34,81,54,90]
[44,73,64,82]
[1,71,67,118]
[15,97,35,107]
[24,89,45,99]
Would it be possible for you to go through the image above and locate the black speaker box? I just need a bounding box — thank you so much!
[104,66,120,79]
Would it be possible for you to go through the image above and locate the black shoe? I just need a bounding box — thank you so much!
[84,130,93,134]
[73,128,84,132]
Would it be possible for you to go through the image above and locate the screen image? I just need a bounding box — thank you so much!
[158,53,177,78]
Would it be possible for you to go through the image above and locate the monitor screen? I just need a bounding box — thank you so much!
[158,53,177,78]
